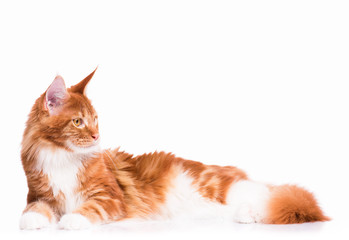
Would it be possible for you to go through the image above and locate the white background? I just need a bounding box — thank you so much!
[0,0,348,239]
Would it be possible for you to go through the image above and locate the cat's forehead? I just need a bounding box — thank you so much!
[66,93,97,117]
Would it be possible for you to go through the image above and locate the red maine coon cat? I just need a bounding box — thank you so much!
[20,69,329,230]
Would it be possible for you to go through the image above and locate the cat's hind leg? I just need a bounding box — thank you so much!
[226,180,270,223]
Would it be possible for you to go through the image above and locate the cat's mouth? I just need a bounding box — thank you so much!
[66,139,101,154]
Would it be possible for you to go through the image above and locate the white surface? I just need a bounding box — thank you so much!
[0,0,348,239]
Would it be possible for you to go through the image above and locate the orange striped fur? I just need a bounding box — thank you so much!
[20,69,329,230]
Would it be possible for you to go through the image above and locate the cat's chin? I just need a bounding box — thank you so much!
[66,141,101,155]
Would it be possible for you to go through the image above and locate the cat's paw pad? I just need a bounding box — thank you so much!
[20,212,50,230]
[58,213,92,230]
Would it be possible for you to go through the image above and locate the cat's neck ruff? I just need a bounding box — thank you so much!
[35,143,101,173]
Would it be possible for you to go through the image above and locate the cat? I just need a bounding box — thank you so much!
[19,69,329,230]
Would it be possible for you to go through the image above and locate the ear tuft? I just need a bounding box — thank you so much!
[69,67,98,95]
[45,75,68,114]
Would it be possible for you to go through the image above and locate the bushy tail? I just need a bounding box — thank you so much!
[265,185,330,224]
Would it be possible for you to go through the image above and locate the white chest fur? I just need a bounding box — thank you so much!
[36,147,85,214]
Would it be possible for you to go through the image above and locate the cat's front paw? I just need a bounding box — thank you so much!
[58,213,92,230]
[20,212,50,230]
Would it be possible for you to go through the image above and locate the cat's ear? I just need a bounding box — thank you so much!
[45,75,69,115]
[69,67,97,95]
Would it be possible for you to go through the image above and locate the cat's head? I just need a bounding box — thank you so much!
[25,69,100,154]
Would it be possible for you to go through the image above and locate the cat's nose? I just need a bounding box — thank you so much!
[92,133,99,141]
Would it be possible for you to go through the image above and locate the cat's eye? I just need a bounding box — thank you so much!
[72,118,84,127]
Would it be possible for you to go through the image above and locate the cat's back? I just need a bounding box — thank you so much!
[108,149,247,219]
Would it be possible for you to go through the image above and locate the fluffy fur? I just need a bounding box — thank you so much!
[20,69,329,230]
